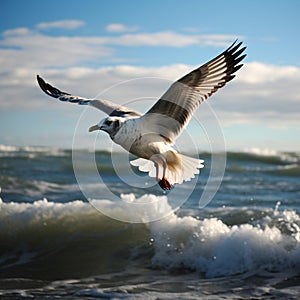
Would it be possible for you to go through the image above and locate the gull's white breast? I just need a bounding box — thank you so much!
[113,118,170,159]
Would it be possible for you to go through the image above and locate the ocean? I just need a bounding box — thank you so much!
[0,144,300,299]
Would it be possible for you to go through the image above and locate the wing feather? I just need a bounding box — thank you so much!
[36,75,141,117]
[140,40,246,142]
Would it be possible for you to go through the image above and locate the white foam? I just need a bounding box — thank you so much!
[243,147,300,163]
[244,147,279,157]
[0,144,20,152]
[1,196,300,278]
[0,144,67,157]
[0,194,170,227]
[150,205,300,277]
[89,193,170,223]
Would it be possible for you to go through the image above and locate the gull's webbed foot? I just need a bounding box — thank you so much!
[158,177,172,190]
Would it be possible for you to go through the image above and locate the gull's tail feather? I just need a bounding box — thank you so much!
[130,152,204,185]
[130,158,157,178]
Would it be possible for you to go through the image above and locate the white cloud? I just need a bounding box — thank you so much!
[100,32,239,48]
[3,27,31,36]
[1,62,300,128]
[1,21,299,132]
[36,20,85,30]
[1,62,300,151]
[0,65,184,110]
[201,35,244,47]
[0,24,241,73]
[107,31,201,47]
[230,62,300,119]
[237,61,300,84]
[105,23,139,33]
[0,31,114,70]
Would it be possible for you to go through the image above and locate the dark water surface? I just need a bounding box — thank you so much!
[0,145,300,299]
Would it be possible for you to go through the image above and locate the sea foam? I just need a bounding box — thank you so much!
[150,203,300,277]
[1,195,300,278]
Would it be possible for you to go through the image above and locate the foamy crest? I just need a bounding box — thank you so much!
[1,197,300,278]
[0,144,67,158]
[244,147,279,157]
[150,206,300,277]
[0,144,20,152]
[243,147,300,164]
[89,193,171,223]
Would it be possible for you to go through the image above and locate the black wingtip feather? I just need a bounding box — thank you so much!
[36,75,70,98]
[233,47,247,60]
[234,54,247,66]
[228,41,243,54]
[223,41,247,79]
[231,64,244,74]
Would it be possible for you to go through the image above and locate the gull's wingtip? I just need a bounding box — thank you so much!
[227,39,247,52]
[36,74,43,84]
[36,74,49,95]
[36,74,71,99]
[36,74,41,84]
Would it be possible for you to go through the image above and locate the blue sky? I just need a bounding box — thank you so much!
[1,0,300,152]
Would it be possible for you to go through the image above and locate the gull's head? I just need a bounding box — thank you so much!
[89,116,123,137]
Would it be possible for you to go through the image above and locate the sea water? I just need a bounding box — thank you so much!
[0,145,300,299]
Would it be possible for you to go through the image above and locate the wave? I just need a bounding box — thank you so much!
[0,144,110,155]
[1,195,300,280]
[1,144,299,174]
[0,145,68,159]
[0,197,152,279]
[1,144,299,176]
[228,150,300,164]
[151,204,300,277]
[1,144,299,158]
[224,150,300,178]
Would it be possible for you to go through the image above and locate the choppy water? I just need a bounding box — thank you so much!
[0,145,300,299]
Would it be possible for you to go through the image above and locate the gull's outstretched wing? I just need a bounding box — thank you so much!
[140,40,246,142]
[36,75,141,117]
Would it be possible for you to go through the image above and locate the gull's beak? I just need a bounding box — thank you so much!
[88,124,100,132]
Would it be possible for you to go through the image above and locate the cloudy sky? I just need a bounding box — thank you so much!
[1,0,299,151]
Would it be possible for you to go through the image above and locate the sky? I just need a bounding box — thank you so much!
[0,0,300,152]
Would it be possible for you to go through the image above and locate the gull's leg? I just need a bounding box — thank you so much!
[162,158,166,178]
[153,161,160,182]
[151,154,172,190]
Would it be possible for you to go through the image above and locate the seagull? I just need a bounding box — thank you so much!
[37,40,246,190]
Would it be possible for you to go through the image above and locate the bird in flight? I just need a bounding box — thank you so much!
[37,40,246,190]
